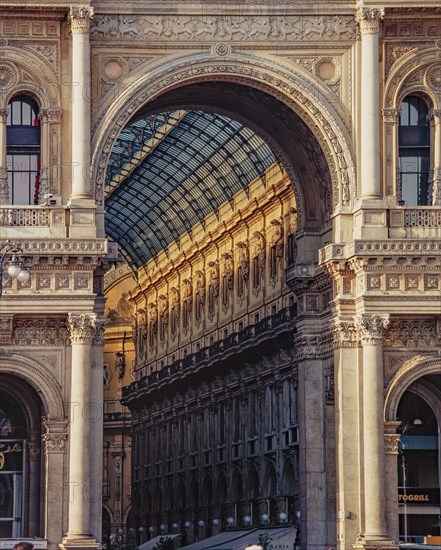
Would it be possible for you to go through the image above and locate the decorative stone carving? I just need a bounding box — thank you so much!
[252,231,266,296]
[42,432,67,453]
[182,279,192,334]
[90,15,355,42]
[195,270,205,326]
[12,319,69,347]
[159,295,169,345]
[170,287,180,341]
[426,64,441,92]
[384,320,438,348]
[354,314,390,344]
[0,62,19,91]
[68,6,94,34]
[236,241,249,305]
[207,261,219,320]
[294,333,333,360]
[221,253,234,314]
[356,8,384,34]
[333,319,357,347]
[269,220,284,286]
[384,433,400,455]
[68,313,97,345]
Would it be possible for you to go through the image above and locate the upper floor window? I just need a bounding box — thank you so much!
[6,96,40,205]
[398,95,430,206]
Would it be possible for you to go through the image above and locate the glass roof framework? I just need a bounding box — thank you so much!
[105,110,278,268]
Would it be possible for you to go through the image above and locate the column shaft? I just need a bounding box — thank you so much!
[431,111,441,205]
[358,9,383,199]
[68,7,93,202]
[0,109,9,203]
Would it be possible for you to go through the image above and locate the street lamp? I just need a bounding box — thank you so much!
[399,418,422,542]
[0,241,30,298]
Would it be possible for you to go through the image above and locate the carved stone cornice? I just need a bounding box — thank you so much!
[68,6,94,34]
[333,319,357,347]
[294,332,333,360]
[354,314,390,344]
[68,313,97,345]
[356,8,384,34]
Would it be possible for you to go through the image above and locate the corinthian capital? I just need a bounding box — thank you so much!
[333,319,357,347]
[68,6,94,34]
[355,313,390,344]
[356,8,384,34]
[68,313,97,344]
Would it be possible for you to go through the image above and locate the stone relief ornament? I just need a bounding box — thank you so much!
[182,278,192,334]
[221,253,234,313]
[170,287,180,341]
[269,220,284,286]
[355,8,384,34]
[252,231,266,296]
[354,314,390,344]
[236,241,249,305]
[426,64,441,92]
[68,313,97,345]
[384,320,439,349]
[159,295,169,345]
[208,261,219,320]
[195,270,205,326]
[0,62,19,91]
[91,15,355,42]
[148,303,158,348]
[68,6,94,34]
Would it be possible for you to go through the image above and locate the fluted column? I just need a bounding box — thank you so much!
[67,6,94,203]
[355,314,390,542]
[62,313,99,550]
[356,8,384,199]
[0,108,9,204]
[429,110,441,205]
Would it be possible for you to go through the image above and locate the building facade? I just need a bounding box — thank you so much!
[0,1,440,550]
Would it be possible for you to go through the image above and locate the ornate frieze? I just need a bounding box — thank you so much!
[384,320,439,348]
[12,319,69,347]
[354,314,390,344]
[294,333,333,360]
[68,313,97,345]
[384,19,441,38]
[90,14,355,42]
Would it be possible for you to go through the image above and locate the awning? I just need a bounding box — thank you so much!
[181,526,298,550]
[137,533,180,550]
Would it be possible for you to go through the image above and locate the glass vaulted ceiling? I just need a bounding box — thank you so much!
[105,110,278,268]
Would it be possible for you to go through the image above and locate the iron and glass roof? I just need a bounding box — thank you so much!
[105,110,278,268]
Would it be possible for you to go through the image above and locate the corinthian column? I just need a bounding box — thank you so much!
[0,108,9,204]
[67,6,94,204]
[355,314,390,543]
[356,8,384,199]
[62,313,99,550]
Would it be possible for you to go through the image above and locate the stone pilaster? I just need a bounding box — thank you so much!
[428,110,441,205]
[356,8,384,199]
[382,109,400,199]
[61,313,99,550]
[0,108,9,204]
[354,314,390,544]
[67,6,94,204]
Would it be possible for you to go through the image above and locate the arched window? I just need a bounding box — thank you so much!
[6,96,40,205]
[398,95,430,206]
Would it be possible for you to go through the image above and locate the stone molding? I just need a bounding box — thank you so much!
[12,319,69,347]
[68,6,94,34]
[354,314,390,344]
[384,354,441,422]
[68,313,97,345]
[90,14,355,42]
[0,355,64,420]
[384,319,439,349]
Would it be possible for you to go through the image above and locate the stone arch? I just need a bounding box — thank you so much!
[0,47,61,110]
[281,458,297,495]
[0,353,64,421]
[384,354,441,422]
[92,52,356,227]
[263,461,277,497]
[384,49,441,110]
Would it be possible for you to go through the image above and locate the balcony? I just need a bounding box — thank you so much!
[389,207,441,239]
[0,205,67,239]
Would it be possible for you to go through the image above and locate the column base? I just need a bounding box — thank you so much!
[59,535,99,550]
[353,538,397,550]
